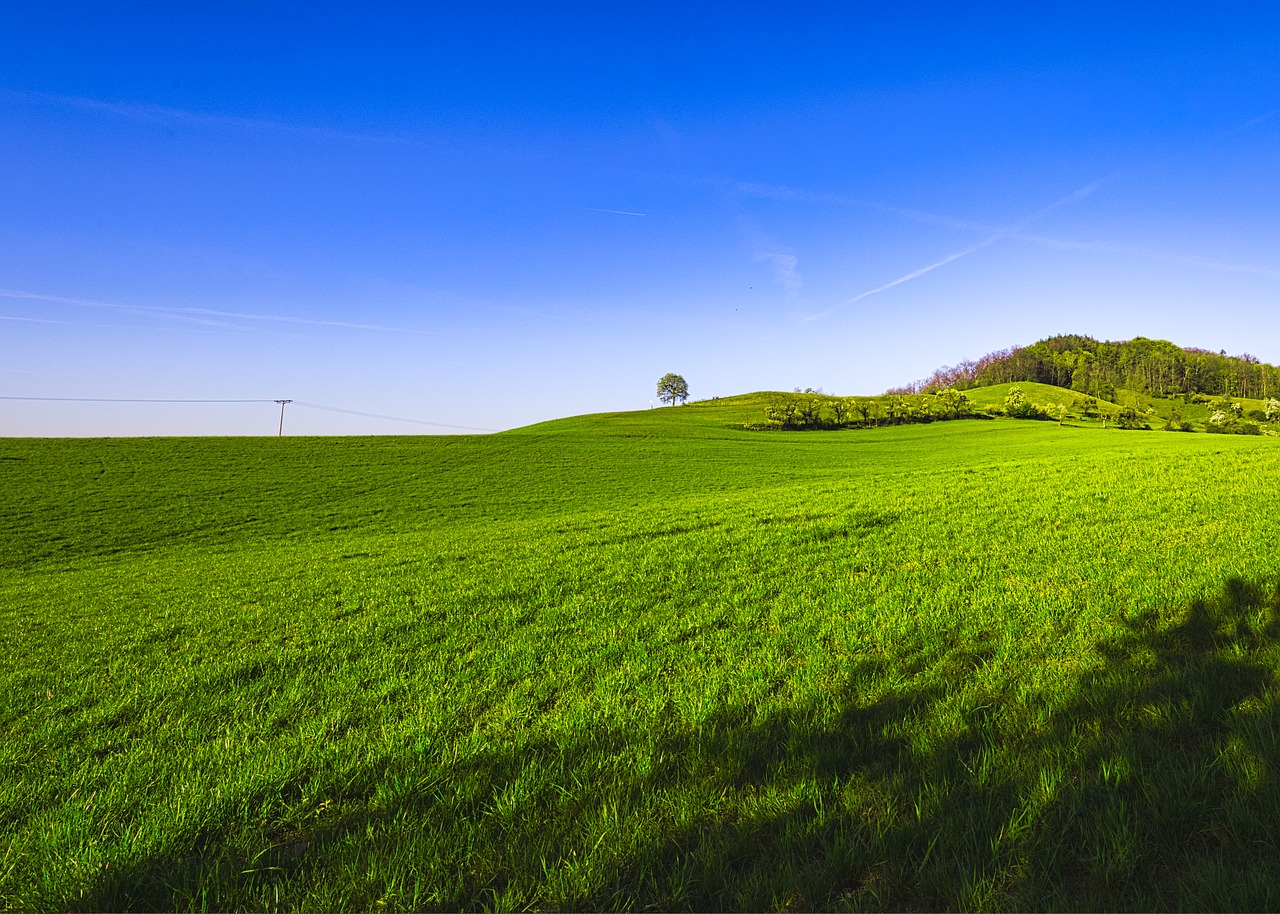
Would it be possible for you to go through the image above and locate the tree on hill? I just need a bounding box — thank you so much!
[656,373,689,406]
[1115,406,1147,430]
[1003,386,1044,419]
[1073,395,1099,418]
[1207,395,1245,432]
[935,387,972,418]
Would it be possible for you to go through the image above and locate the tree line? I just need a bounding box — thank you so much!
[755,385,1280,434]
[754,388,987,430]
[902,335,1280,401]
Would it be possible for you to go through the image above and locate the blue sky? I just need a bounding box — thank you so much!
[2,3,1278,434]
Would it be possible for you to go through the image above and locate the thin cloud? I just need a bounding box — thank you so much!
[1011,233,1280,277]
[809,241,994,320]
[732,103,1279,321]
[0,309,243,333]
[0,289,425,334]
[757,251,803,297]
[178,305,422,333]
[806,178,1107,320]
[735,213,804,299]
[0,314,81,325]
[732,177,1279,282]
[1241,109,1279,129]
[729,180,853,206]
[728,178,997,233]
[1,87,445,151]
[0,312,278,336]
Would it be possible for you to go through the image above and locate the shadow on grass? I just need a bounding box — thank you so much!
[75,577,1280,911]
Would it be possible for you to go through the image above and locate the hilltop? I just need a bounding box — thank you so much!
[739,334,1280,434]
[507,393,777,437]
[512,335,1280,438]
[905,333,1279,401]
[511,380,1275,436]
[499,335,1279,437]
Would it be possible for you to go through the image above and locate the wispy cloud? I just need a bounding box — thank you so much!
[732,177,1280,282]
[0,88,445,151]
[805,178,1107,320]
[1010,233,1280,276]
[728,180,856,207]
[1222,108,1279,136]
[735,212,804,299]
[730,105,1280,321]
[757,251,803,297]
[728,178,997,234]
[0,314,81,325]
[0,311,270,336]
[0,289,425,334]
[813,242,994,320]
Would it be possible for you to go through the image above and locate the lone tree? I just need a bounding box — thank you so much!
[656,373,689,406]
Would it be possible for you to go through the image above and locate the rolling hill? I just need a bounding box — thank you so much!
[4,394,1280,910]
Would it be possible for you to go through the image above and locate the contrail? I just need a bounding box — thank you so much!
[740,103,1279,322]
[806,178,1108,320]
[735,177,1279,282]
[1241,110,1279,129]
[807,241,997,320]
[0,289,425,334]
[584,207,646,216]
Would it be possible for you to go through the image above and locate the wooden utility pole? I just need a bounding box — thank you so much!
[275,400,292,436]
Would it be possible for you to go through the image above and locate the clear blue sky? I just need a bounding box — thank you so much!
[3,3,1278,435]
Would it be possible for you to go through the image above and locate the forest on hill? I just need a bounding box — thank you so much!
[903,335,1279,401]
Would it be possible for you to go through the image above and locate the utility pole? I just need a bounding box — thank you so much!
[275,399,292,436]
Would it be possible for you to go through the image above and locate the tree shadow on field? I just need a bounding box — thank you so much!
[71,577,1280,911]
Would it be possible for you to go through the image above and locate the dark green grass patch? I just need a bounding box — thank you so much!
[4,414,1280,910]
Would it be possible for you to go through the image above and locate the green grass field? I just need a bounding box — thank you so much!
[6,402,1280,910]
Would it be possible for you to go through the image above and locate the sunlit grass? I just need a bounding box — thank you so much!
[4,412,1280,910]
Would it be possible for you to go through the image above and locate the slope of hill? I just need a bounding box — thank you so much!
[5,404,1280,910]
[506,392,776,436]
[960,380,1102,411]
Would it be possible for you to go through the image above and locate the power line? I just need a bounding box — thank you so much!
[292,401,496,432]
[0,395,497,432]
[0,396,275,403]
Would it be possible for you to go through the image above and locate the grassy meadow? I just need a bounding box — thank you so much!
[6,395,1280,910]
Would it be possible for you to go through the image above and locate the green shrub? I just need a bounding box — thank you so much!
[1115,407,1148,430]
